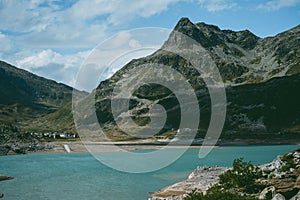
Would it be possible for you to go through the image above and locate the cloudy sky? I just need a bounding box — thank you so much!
[0,0,299,90]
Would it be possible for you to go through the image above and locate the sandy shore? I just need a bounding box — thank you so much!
[32,140,219,154]
[6,139,298,155]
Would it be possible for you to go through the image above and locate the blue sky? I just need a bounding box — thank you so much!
[0,0,299,88]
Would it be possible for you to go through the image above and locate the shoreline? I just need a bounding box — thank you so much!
[149,166,228,200]
[150,148,300,200]
[2,140,299,156]
[29,141,221,155]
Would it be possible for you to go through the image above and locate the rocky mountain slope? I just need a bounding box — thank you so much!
[90,18,300,141]
[173,18,300,85]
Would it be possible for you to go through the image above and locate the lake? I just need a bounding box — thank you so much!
[0,145,298,200]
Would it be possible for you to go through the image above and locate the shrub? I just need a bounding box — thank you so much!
[184,188,258,200]
[219,158,263,193]
[280,154,296,172]
[184,158,265,200]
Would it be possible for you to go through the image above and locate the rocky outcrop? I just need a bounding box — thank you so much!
[0,175,14,181]
[259,186,276,199]
[0,142,53,156]
[0,123,53,155]
[272,193,286,200]
[290,191,300,200]
[261,150,300,199]
[149,166,227,200]
[248,149,300,199]
[0,175,14,199]
[150,149,300,200]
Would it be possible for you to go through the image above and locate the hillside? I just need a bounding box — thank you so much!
[87,18,300,141]
[0,60,84,133]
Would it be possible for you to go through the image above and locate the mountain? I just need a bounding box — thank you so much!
[172,18,300,84]
[0,60,83,132]
[89,18,300,142]
[1,18,299,143]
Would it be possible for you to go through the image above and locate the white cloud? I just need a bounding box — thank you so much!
[0,0,180,48]
[0,1,177,89]
[75,47,159,91]
[75,28,170,91]
[0,32,14,59]
[257,0,300,11]
[0,0,55,32]
[103,0,180,25]
[198,0,237,12]
[16,49,86,70]
[129,39,142,48]
[0,33,12,51]
[15,49,89,87]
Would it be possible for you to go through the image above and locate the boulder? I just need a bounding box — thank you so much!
[259,186,275,199]
[0,176,14,181]
[0,145,10,156]
[295,175,300,189]
[271,193,285,200]
[290,190,300,200]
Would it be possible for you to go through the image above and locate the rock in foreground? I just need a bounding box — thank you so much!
[150,148,300,200]
[0,175,14,181]
[149,166,227,200]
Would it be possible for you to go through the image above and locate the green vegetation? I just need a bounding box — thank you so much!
[0,60,85,133]
[184,189,258,200]
[0,122,28,144]
[184,158,264,200]
[183,149,300,200]
[280,153,296,172]
[219,158,263,193]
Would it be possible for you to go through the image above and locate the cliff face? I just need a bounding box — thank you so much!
[91,18,300,140]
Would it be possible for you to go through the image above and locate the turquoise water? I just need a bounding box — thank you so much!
[0,145,298,200]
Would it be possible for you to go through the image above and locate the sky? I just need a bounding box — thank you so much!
[0,0,299,90]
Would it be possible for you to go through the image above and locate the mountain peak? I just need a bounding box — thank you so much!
[174,17,221,34]
[171,18,223,48]
[173,17,195,33]
[175,17,221,32]
[175,17,193,27]
[172,18,262,49]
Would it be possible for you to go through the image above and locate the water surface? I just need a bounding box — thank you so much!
[0,145,298,200]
